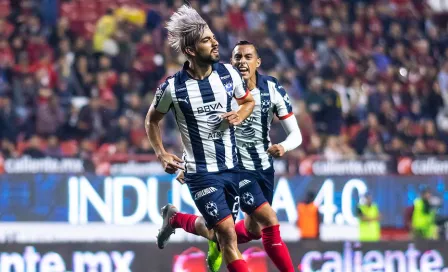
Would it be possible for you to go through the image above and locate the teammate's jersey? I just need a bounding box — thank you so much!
[232,72,293,171]
[153,61,249,174]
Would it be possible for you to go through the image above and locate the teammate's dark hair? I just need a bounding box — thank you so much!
[233,40,259,57]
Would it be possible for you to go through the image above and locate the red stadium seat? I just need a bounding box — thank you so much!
[84,22,96,38]
[70,20,88,36]
[61,140,79,157]
[0,2,10,17]
[78,11,99,23]
[78,2,97,11]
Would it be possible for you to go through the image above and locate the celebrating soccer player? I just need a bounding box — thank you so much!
[175,41,302,272]
[145,5,255,272]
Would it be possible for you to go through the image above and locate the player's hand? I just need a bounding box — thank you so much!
[222,111,241,126]
[267,144,286,158]
[176,170,185,184]
[158,152,185,174]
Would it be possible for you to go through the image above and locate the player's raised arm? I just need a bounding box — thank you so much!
[145,82,184,174]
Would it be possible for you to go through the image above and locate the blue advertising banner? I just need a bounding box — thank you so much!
[0,174,447,228]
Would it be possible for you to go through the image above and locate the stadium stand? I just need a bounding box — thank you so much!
[1,0,448,165]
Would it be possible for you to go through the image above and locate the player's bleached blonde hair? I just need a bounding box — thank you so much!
[166,5,208,55]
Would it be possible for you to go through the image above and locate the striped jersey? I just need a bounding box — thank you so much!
[232,72,293,171]
[153,61,249,174]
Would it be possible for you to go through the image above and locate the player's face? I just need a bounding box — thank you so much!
[193,27,220,64]
[231,45,261,81]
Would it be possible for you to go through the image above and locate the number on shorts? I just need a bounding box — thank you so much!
[232,196,240,213]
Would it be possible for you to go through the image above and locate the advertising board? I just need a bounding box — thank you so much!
[0,241,446,272]
[0,174,446,242]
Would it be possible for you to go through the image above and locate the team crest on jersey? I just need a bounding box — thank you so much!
[261,99,270,113]
[224,82,234,97]
[154,87,164,106]
[154,81,169,106]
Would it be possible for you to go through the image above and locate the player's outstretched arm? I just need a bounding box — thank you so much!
[222,92,255,126]
[267,114,302,158]
[145,106,184,174]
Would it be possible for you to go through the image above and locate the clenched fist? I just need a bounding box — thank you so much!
[267,144,285,158]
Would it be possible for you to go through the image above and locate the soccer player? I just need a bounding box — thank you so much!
[145,5,255,272]
[176,41,302,272]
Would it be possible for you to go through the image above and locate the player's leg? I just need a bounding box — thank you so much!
[157,172,219,249]
[157,203,216,249]
[190,171,248,271]
[239,169,295,272]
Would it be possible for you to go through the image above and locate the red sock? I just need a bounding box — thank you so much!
[169,213,198,235]
[262,225,294,272]
[227,259,249,272]
[235,220,261,244]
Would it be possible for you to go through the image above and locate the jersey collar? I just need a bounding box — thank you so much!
[178,61,219,84]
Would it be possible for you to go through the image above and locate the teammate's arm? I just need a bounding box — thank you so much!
[267,81,302,158]
[222,65,255,125]
[222,92,255,126]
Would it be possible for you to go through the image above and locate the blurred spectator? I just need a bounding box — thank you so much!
[297,191,319,240]
[0,94,19,141]
[134,32,160,95]
[36,90,64,136]
[93,8,118,56]
[114,137,131,155]
[0,0,447,162]
[357,193,381,242]
[22,135,45,158]
[48,17,74,49]
[322,79,343,135]
[68,55,94,97]
[244,2,265,31]
[114,72,133,115]
[135,138,155,155]
[412,188,438,240]
[306,78,326,133]
[45,135,62,158]
[324,136,343,161]
[0,138,17,158]
[438,61,448,105]
[77,97,112,140]
[226,4,247,32]
[355,113,384,155]
[104,116,131,144]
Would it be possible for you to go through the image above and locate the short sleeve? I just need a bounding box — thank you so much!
[272,81,293,120]
[226,64,249,100]
[152,79,173,113]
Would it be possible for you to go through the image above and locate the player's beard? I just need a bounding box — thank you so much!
[196,50,220,65]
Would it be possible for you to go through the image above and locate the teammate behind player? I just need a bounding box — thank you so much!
[177,41,302,272]
[145,6,255,272]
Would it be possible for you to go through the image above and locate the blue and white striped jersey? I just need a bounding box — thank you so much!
[153,61,249,174]
[232,72,293,171]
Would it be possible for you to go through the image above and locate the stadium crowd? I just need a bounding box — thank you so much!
[1,0,448,162]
